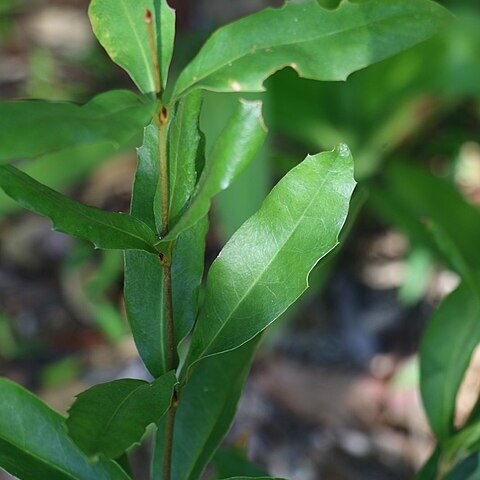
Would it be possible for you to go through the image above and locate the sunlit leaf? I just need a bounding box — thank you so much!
[173,0,450,98]
[184,145,356,373]
[89,0,175,94]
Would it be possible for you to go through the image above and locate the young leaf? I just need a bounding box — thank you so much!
[156,99,267,250]
[420,279,480,440]
[89,0,175,94]
[0,90,155,162]
[153,337,261,480]
[125,118,207,377]
[184,145,356,372]
[0,378,130,480]
[0,165,158,253]
[172,0,451,98]
[167,90,204,224]
[66,372,176,459]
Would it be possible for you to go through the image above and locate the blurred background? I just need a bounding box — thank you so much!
[0,0,479,479]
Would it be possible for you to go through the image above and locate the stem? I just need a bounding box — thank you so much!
[157,120,176,480]
[145,12,176,479]
[163,260,175,371]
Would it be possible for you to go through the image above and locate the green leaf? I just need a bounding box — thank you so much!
[200,91,271,241]
[420,279,480,440]
[0,90,155,162]
[153,337,261,480]
[126,116,207,377]
[0,165,158,253]
[89,0,175,94]
[167,90,204,224]
[213,446,268,479]
[155,0,176,91]
[156,99,267,250]
[442,424,480,474]
[172,0,451,98]
[184,145,356,372]
[369,162,480,271]
[416,448,441,480]
[66,372,176,459]
[425,220,480,296]
[0,378,130,480]
[0,142,129,218]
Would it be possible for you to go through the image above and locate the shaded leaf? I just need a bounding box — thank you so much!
[167,90,204,223]
[213,446,268,479]
[420,279,480,440]
[416,448,441,480]
[153,337,261,480]
[217,476,275,480]
[125,117,207,377]
[0,90,154,162]
[89,0,175,94]
[184,145,356,372]
[441,424,480,475]
[0,142,133,218]
[0,378,130,480]
[369,162,480,271]
[66,373,176,459]
[156,99,267,250]
[172,0,450,98]
[0,165,157,253]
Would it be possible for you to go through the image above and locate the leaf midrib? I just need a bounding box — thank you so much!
[118,0,154,93]
[176,6,429,96]
[193,158,339,363]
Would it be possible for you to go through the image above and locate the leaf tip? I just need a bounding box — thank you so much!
[336,143,351,158]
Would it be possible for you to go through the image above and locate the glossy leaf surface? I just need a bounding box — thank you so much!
[0,90,154,162]
[157,99,266,249]
[153,337,261,480]
[0,378,130,480]
[185,145,356,371]
[173,0,450,98]
[66,373,176,459]
[89,0,175,94]
[420,280,480,440]
[0,165,157,253]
